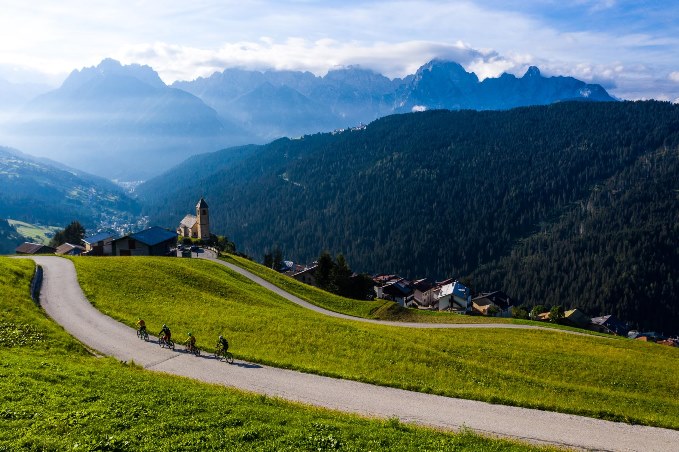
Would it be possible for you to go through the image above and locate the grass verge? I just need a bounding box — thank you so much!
[71,256,679,430]
[0,256,550,451]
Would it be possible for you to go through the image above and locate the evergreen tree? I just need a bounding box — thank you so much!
[315,251,335,290]
[50,221,85,248]
[273,248,284,272]
[332,253,352,296]
[263,252,273,269]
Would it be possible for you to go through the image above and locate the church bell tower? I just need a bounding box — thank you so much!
[196,198,210,239]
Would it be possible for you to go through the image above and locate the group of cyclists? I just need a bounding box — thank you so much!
[136,318,230,357]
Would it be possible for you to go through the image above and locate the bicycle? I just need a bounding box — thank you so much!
[158,335,175,350]
[186,342,201,356]
[136,328,149,341]
[214,345,234,364]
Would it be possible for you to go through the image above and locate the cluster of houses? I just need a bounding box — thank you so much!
[15,199,210,258]
[284,263,678,345]
[282,262,514,317]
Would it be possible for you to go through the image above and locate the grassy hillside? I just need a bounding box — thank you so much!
[7,219,60,245]
[0,257,544,450]
[222,253,511,323]
[71,256,679,429]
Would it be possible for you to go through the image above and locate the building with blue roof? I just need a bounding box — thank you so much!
[111,226,178,256]
[83,232,116,255]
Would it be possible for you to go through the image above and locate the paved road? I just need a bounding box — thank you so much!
[28,256,679,451]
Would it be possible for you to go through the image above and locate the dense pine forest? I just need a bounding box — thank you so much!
[138,101,679,333]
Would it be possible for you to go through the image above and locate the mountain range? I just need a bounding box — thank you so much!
[1,58,613,180]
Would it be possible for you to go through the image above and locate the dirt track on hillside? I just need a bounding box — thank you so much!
[26,256,679,452]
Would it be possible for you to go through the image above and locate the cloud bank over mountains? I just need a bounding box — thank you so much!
[0,1,678,101]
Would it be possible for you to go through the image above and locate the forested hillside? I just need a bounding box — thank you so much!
[472,145,679,333]
[138,101,679,332]
[0,146,140,227]
[0,219,22,253]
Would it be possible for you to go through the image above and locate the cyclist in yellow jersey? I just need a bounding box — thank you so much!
[185,332,197,352]
[136,318,146,334]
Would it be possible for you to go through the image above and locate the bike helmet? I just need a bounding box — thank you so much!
[188,332,192,336]
[219,335,223,340]
[163,324,167,328]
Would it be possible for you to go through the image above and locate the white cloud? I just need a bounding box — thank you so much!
[118,39,492,83]
[669,72,679,83]
[0,1,678,100]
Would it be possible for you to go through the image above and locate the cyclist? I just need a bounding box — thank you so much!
[136,318,146,334]
[185,332,197,352]
[216,335,229,353]
[159,324,171,344]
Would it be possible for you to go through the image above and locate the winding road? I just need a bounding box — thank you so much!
[201,252,590,333]
[27,255,679,452]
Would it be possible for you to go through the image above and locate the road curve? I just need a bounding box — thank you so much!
[201,252,590,335]
[28,256,679,452]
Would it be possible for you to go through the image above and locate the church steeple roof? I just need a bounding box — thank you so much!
[196,198,208,209]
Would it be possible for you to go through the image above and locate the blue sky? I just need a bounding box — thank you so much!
[0,0,677,100]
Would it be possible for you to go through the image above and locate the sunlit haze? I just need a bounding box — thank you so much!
[0,1,678,101]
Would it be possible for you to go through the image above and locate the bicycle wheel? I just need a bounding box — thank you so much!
[168,340,175,350]
[137,329,142,339]
[224,351,234,364]
[143,331,149,341]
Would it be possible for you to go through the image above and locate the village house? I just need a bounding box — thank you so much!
[382,280,415,307]
[590,315,629,336]
[111,226,178,256]
[413,279,437,307]
[82,232,115,256]
[55,243,85,256]
[438,280,472,313]
[472,291,513,317]
[564,308,591,328]
[291,265,318,286]
[15,242,56,255]
[177,198,210,240]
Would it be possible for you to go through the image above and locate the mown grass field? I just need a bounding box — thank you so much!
[0,257,549,451]
[71,256,679,429]
[7,219,60,245]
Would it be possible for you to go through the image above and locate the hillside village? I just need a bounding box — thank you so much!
[13,196,678,346]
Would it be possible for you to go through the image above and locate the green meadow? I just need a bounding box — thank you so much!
[0,257,550,451]
[71,256,679,429]
[7,219,60,245]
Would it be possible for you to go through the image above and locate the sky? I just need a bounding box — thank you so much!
[0,0,678,101]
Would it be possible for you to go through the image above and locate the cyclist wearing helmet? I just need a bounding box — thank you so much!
[159,324,171,343]
[136,318,146,334]
[185,331,197,352]
[217,335,229,352]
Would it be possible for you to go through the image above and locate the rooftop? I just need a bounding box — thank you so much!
[129,226,178,246]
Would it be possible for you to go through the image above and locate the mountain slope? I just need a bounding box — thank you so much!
[0,146,139,228]
[1,59,252,180]
[137,100,679,333]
